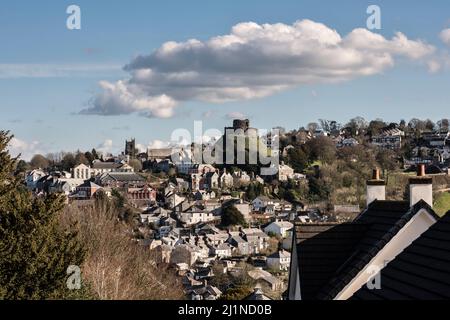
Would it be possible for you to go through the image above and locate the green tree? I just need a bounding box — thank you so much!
[30,154,49,169]
[221,205,246,227]
[0,131,85,299]
[287,147,309,172]
[61,153,76,171]
[91,148,100,160]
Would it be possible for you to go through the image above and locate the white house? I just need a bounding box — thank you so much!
[252,196,273,212]
[72,164,91,180]
[264,220,294,238]
[25,169,46,190]
[267,250,291,271]
[278,163,295,181]
[213,243,232,258]
[177,211,217,226]
[219,169,234,188]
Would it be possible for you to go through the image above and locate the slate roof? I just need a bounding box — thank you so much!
[290,200,439,300]
[294,222,368,300]
[352,212,450,300]
[244,287,272,300]
[92,161,122,170]
[101,172,145,182]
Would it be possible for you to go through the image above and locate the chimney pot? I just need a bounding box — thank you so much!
[366,168,386,207]
[417,164,426,177]
[372,168,381,180]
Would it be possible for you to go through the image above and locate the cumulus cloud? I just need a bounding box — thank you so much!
[81,81,177,118]
[8,137,43,161]
[82,19,434,118]
[440,28,450,46]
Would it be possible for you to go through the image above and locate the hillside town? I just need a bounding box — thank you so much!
[17,117,450,300]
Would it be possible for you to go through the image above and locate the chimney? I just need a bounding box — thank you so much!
[366,168,386,207]
[409,164,433,208]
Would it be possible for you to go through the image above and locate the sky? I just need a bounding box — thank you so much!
[2,0,450,160]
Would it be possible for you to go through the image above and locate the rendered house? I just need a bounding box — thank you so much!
[219,169,234,188]
[267,250,291,271]
[264,220,294,238]
[25,169,47,190]
[72,163,91,180]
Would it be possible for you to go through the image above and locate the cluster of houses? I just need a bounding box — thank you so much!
[143,220,292,299]
[25,159,155,207]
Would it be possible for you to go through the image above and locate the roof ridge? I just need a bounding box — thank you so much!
[317,200,438,300]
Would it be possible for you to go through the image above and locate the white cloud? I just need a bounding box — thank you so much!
[8,137,43,161]
[226,111,247,120]
[427,59,442,73]
[96,139,114,155]
[82,19,434,118]
[0,64,121,78]
[81,80,177,118]
[439,28,450,46]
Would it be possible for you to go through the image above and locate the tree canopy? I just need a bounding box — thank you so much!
[0,131,85,299]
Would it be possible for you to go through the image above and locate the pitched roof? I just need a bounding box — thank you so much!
[78,181,101,189]
[291,200,439,300]
[293,222,368,300]
[351,212,450,300]
[244,287,272,300]
[101,172,145,182]
[92,161,122,169]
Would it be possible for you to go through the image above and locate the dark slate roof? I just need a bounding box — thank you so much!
[352,212,450,300]
[103,172,145,182]
[294,222,368,300]
[291,200,439,300]
[92,161,122,169]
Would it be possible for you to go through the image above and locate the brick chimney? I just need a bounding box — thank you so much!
[366,168,386,207]
[409,164,433,208]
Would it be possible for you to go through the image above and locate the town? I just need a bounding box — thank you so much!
[17,117,450,300]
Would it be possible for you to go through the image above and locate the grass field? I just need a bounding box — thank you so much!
[434,192,450,216]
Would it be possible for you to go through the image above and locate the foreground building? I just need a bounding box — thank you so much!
[288,165,448,300]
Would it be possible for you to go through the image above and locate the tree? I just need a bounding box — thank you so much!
[346,117,368,136]
[15,160,29,174]
[424,119,436,131]
[287,147,309,172]
[305,136,336,164]
[30,154,49,169]
[367,119,387,136]
[75,152,89,165]
[307,122,319,133]
[61,153,76,171]
[91,148,99,160]
[221,205,246,227]
[0,131,85,299]
[129,159,143,172]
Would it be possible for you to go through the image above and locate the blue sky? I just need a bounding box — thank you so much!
[2,0,450,159]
